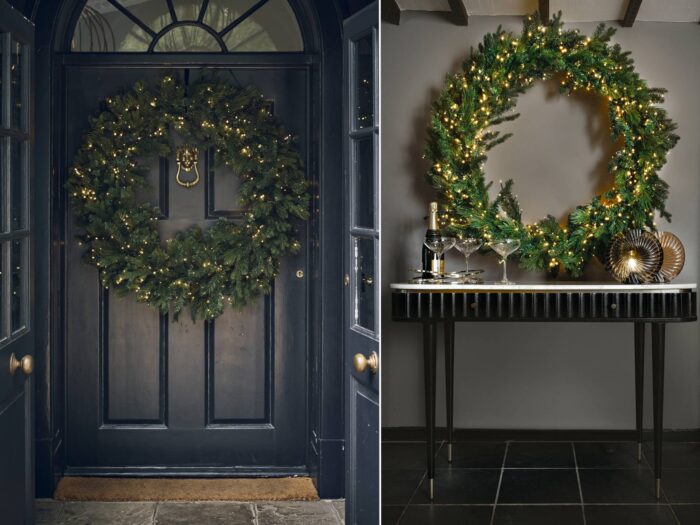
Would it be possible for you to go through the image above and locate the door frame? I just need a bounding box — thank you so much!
[32,0,345,499]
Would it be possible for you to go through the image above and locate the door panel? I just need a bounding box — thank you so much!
[0,398,26,524]
[343,3,378,524]
[353,386,379,520]
[64,66,308,472]
[208,301,268,423]
[0,2,34,523]
[104,294,164,424]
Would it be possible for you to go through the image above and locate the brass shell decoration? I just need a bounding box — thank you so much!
[654,231,685,282]
[607,230,663,284]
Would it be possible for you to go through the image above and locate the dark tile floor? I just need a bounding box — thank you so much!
[35,499,345,524]
[382,440,700,525]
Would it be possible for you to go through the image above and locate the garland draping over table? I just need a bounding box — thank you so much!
[67,76,309,320]
[425,13,679,276]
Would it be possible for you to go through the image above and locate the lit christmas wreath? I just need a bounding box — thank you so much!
[426,13,679,276]
[67,76,309,320]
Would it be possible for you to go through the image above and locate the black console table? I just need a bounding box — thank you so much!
[390,282,697,500]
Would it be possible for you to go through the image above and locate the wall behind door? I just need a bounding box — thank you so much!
[381,15,700,430]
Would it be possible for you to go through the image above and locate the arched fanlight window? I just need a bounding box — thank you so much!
[71,0,304,52]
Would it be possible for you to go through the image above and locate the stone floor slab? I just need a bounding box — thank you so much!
[330,500,345,524]
[155,502,255,524]
[61,502,156,524]
[35,499,65,524]
[32,498,345,524]
[255,501,340,525]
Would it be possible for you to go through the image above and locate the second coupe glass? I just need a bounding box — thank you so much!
[491,238,520,284]
[454,237,481,273]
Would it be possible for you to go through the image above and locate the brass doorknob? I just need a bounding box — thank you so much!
[353,351,378,374]
[9,353,34,376]
[362,275,374,286]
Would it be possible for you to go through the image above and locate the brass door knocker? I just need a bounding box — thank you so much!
[175,144,201,188]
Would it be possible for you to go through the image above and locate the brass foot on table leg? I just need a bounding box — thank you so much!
[429,478,434,500]
[637,442,642,462]
[448,443,452,463]
[655,478,661,499]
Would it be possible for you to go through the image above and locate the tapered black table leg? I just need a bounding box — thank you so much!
[444,321,455,464]
[652,322,666,499]
[423,322,437,500]
[634,322,645,462]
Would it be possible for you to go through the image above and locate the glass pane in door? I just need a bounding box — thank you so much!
[11,237,26,333]
[10,139,25,231]
[10,39,23,130]
[353,135,374,229]
[0,37,4,127]
[0,242,5,341]
[0,139,5,232]
[354,236,375,332]
[353,33,373,130]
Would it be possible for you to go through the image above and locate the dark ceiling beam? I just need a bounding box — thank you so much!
[382,0,401,25]
[539,0,549,24]
[622,0,643,27]
[447,0,468,26]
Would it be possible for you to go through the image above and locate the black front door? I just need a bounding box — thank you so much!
[63,65,310,474]
[0,2,34,523]
[343,3,379,524]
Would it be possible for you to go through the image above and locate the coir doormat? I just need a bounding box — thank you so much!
[54,477,319,502]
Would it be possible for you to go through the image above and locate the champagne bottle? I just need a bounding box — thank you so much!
[422,202,444,278]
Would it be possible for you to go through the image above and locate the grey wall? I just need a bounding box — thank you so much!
[381,15,700,430]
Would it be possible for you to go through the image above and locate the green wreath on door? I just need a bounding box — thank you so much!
[426,13,679,276]
[67,76,309,321]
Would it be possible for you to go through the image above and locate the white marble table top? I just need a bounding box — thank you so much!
[390,282,697,293]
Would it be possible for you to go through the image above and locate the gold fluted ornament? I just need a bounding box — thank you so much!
[175,144,200,188]
[654,231,685,282]
[607,230,663,284]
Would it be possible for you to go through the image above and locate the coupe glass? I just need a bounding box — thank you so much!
[490,238,520,284]
[423,236,456,276]
[454,237,482,273]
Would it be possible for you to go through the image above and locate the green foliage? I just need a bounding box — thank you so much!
[425,12,679,276]
[67,76,309,320]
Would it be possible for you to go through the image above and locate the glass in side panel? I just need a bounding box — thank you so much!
[353,135,374,229]
[353,236,375,333]
[352,32,373,130]
[10,39,24,131]
[10,236,27,333]
[10,139,26,231]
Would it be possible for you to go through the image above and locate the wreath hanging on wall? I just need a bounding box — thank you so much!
[426,13,679,276]
[67,76,309,321]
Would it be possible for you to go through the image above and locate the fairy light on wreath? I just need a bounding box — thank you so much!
[67,76,309,320]
[425,12,679,276]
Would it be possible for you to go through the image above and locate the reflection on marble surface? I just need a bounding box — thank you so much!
[390,281,697,291]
